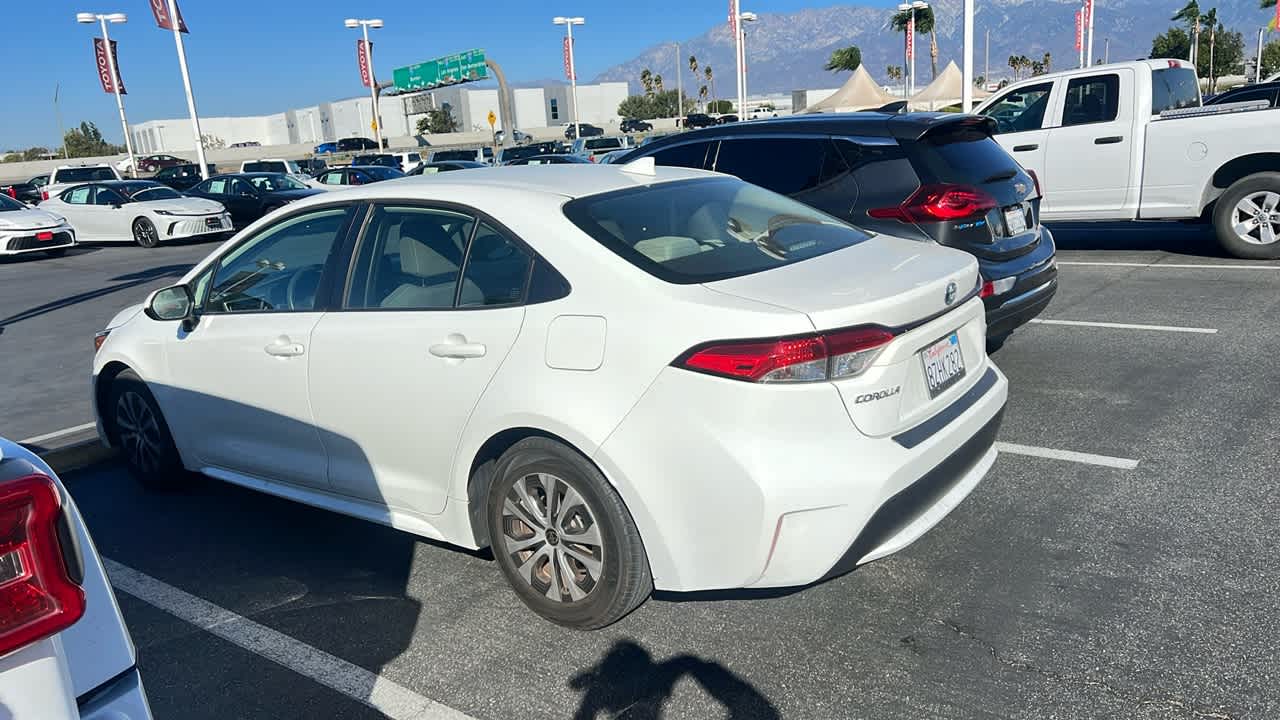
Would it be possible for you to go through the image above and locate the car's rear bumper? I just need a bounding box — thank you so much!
[978,226,1058,337]
[79,667,153,720]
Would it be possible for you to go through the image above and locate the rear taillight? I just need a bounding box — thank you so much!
[979,277,1016,298]
[4,188,14,199]
[678,326,896,383]
[41,191,49,201]
[0,474,85,657]
[93,330,111,353]
[35,231,53,241]
[1026,169,1042,198]
[868,184,999,223]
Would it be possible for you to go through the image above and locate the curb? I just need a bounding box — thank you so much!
[30,438,117,474]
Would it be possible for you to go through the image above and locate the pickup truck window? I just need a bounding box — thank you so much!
[1063,74,1120,126]
[1151,67,1200,115]
[980,82,1052,134]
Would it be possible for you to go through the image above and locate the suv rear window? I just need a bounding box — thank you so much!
[55,167,115,182]
[1151,67,1200,114]
[563,177,871,284]
[905,126,1019,184]
[584,139,620,150]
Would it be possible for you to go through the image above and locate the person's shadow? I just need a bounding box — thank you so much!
[569,640,780,720]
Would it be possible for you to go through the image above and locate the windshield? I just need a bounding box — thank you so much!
[563,177,872,284]
[0,195,25,211]
[129,186,183,202]
[248,174,307,191]
[56,167,116,183]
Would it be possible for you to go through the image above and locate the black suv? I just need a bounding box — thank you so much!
[620,118,654,132]
[337,137,382,152]
[620,113,1057,343]
[682,113,716,129]
[564,123,605,139]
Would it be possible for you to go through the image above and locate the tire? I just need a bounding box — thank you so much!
[45,248,68,258]
[1212,172,1280,260]
[487,438,652,629]
[132,217,159,249]
[106,370,184,490]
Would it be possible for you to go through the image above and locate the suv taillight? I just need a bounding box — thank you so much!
[4,188,14,200]
[677,326,896,383]
[868,184,999,223]
[41,191,49,201]
[0,474,85,656]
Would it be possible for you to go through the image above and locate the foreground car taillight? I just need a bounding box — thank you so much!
[868,184,998,223]
[677,326,896,383]
[0,474,85,656]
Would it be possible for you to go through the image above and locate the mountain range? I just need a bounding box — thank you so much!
[592,0,1277,96]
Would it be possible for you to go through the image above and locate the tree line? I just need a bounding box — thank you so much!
[3,121,125,163]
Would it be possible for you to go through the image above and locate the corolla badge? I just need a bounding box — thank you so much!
[945,281,958,305]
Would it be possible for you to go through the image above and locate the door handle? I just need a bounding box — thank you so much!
[1094,136,1123,145]
[430,337,487,359]
[1012,144,1039,152]
[264,339,305,357]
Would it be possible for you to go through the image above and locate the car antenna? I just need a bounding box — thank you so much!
[619,156,655,176]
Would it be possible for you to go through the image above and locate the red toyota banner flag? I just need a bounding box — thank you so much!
[1075,10,1083,51]
[562,37,574,81]
[357,39,372,88]
[728,0,737,33]
[150,0,189,32]
[1083,0,1092,26]
[93,38,126,95]
[906,14,915,61]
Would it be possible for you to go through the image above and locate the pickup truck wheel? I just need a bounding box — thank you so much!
[1214,173,1280,259]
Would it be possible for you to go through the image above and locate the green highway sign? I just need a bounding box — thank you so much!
[393,49,488,92]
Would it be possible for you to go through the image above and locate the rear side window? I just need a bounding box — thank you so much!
[713,138,848,196]
[460,223,532,307]
[1213,87,1277,107]
[1151,67,1200,114]
[1063,74,1120,125]
[906,126,1019,184]
[346,207,476,310]
[563,177,872,285]
[649,142,713,170]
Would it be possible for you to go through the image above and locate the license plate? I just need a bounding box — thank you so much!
[1004,206,1027,235]
[921,332,966,398]
[205,217,222,229]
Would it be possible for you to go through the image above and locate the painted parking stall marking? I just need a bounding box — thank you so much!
[996,442,1140,470]
[18,422,97,445]
[1057,261,1280,271]
[103,559,478,720]
[1028,318,1218,335]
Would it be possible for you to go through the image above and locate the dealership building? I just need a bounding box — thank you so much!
[129,81,630,153]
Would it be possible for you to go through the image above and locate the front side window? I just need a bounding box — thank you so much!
[649,142,714,170]
[1062,74,1120,126]
[197,178,231,195]
[247,174,306,192]
[321,171,344,185]
[713,138,848,196]
[63,186,92,205]
[230,179,256,196]
[346,206,476,310]
[980,82,1053,133]
[563,177,872,284]
[206,207,353,313]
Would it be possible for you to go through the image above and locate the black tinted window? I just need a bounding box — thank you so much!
[95,188,126,205]
[57,167,116,182]
[346,207,475,310]
[1063,74,1120,126]
[1151,67,1200,114]
[1212,87,1277,107]
[713,138,848,196]
[649,142,712,170]
[432,150,479,162]
[460,223,532,307]
[907,128,1018,185]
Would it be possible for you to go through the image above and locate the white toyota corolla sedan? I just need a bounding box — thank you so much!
[0,192,76,257]
[91,163,1007,628]
[41,180,231,248]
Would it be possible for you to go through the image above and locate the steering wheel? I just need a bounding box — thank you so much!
[286,265,324,310]
[994,116,1016,134]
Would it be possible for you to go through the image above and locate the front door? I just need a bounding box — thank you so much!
[58,185,111,240]
[979,80,1054,210]
[160,204,359,488]
[308,205,530,515]
[1041,70,1136,219]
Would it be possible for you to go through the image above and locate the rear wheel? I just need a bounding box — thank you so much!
[1213,173,1280,259]
[487,438,652,629]
[107,370,184,490]
[132,217,159,249]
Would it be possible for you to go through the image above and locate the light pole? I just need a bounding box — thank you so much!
[961,0,974,112]
[1085,0,1095,68]
[76,11,136,177]
[345,18,384,148]
[897,1,928,98]
[554,16,585,140]
[674,41,683,120]
[164,0,209,179]
[730,0,744,118]
[740,12,757,114]
[1258,28,1266,84]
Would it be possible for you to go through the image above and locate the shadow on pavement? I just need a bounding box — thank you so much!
[0,264,190,330]
[0,246,101,264]
[1046,221,1228,257]
[110,264,196,282]
[568,639,780,720]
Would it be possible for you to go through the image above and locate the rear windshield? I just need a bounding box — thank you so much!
[906,126,1019,184]
[242,161,293,173]
[55,167,115,182]
[0,195,24,211]
[563,177,872,284]
[1151,67,1201,114]
[432,150,478,162]
[584,139,620,150]
[501,146,545,162]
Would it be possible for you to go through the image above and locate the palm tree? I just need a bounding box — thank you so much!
[698,85,708,108]
[1172,1,1200,64]
[640,68,654,96]
[824,46,863,73]
[704,66,715,107]
[1042,52,1052,74]
[653,74,664,94]
[1201,7,1219,92]
[890,7,938,80]
[688,55,700,109]
[886,65,904,85]
[1008,55,1020,81]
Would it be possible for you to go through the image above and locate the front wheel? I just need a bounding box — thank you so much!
[487,438,652,630]
[132,217,159,248]
[1213,172,1280,260]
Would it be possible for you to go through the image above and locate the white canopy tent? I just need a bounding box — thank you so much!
[909,61,992,111]
[803,66,900,113]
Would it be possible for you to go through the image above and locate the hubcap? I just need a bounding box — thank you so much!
[115,391,162,473]
[500,472,604,603]
[135,221,157,245]
[1230,191,1280,245]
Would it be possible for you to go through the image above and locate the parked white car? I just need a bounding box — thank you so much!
[91,164,1006,629]
[974,58,1280,258]
[41,164,122,203]
[41,180,231,248]
[0,193,76,257]
[0,438,152,719]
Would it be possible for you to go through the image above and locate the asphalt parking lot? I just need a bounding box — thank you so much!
[5,223,1280,719]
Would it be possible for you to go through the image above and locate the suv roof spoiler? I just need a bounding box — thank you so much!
[885,113,997,141]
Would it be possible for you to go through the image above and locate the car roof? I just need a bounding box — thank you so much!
[1214,81,1280,96]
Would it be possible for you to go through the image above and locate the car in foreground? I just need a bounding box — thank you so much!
[1203,81,1279,108]
[0,192,76,257]
[620,119,653,133]
[91,164,1006,630]
[314,165,406,187]
[619,112,1058,345]
[42,164,122,202]
[2,174,49,205]
[503,153,592,165]
[185,172,323,227]
[136,154,188,173]
[406,160,489,175]
[564,123,605,139]
[0,438,153,719]
[40,180,231,248]
[152,163,217,192]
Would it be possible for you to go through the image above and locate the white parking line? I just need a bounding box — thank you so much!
[18,422,97,445]
[996,442,1140,470]
[1028,318,1218,334]
[103,558,477,720]
[1057,261,1280,270]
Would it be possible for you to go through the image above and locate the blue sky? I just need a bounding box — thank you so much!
[0,1,903,149]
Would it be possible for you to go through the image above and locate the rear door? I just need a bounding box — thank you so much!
[977,81,1054,209]
[1041,70,1137,218]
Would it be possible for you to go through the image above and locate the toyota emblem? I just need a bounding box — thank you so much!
[944,281,958,305]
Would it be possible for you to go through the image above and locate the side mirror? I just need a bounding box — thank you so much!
[145,285,194,322]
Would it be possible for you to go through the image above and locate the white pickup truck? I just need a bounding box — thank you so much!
[974,59,1280,259]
